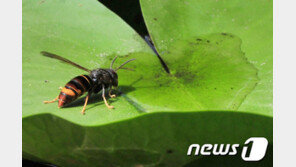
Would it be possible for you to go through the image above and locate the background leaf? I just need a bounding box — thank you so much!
[140,0,273,116]
[23,112,272,167]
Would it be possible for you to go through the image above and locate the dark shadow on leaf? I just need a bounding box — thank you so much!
[73,148,161,167]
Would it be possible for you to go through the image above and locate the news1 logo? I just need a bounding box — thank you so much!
[187,137,268,161]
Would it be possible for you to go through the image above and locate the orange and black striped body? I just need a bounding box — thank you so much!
[58,75,93,107]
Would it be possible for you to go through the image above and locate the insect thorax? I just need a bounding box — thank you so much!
[90,68,118,88]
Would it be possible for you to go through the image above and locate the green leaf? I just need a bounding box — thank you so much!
[23,112,272,167]
[120,33,258,112]
[140,0,273,116]
[23,0,258,125]
[22,0,154,125]
[23,0,272,166]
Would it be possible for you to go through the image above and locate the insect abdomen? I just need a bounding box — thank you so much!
[58,75,93,107]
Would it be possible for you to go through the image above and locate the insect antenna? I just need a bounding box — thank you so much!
[119,67,134,71]
[115,58,136,71]
[110,56,118,69]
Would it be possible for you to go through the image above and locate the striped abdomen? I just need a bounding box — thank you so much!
[58,75,93,107]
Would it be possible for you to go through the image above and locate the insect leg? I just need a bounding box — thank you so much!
[102,86,114,109]
[81,92,91,115]
[108,86,116,98]
[43,96,59,104]
[43,87,64,104]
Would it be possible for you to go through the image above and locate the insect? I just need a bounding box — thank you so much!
[41,51,135,114]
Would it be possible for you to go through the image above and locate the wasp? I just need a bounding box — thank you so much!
[41,51,135,114]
